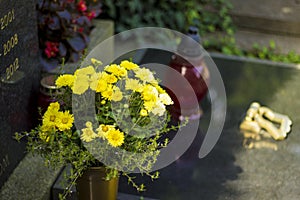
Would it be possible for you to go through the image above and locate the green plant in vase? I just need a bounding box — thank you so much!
[15,58,183,199]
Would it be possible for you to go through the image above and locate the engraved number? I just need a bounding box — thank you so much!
[5,58,19,80]
[3,34,18,56]
[0,9,15,30]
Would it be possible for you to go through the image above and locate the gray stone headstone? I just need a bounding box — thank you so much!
[0,0,39,189]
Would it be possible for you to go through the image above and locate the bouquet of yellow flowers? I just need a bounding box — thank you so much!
[15,58,179,198]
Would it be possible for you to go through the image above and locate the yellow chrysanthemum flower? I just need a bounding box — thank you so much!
[105,64,127,77]
[111,86,123,102]
[105,128,124,147]
[144,100,156,111]
[101,84,113,100]
[118,67,128,77]
[72,66,108,93]
[85,121,93,128]
[75,66,95,76]
[96,124,115,138]
[141,85,158,102]
[143,91,158,102]
[140,109,148,116]
[134,68,155,83]
[91,58,103,66]
[55,74,74,88]
[47,102,60,112]
[42,106,60,129]
[72,75,90,94]
[81,122,97,142]
[101,72,118,84]
[96,79,108,93]
[150,102,166,116]
[125,78,142,91]
[159,93,174,105]
[154,84,166,94]
[56,111,74,131]
[120,60,139,70]
[89,72,101,91]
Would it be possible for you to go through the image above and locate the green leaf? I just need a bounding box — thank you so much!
[222,46,233,55]
[269,40,276,49]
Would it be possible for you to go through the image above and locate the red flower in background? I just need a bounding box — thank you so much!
[86,10,96,21]
[77,27,84,33]
[44,41,59,58]
[77,0,87,12]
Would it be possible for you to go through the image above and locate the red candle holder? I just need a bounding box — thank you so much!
[38,75,61,113]
[167,27,209,120]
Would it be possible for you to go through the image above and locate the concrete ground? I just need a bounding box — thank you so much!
[229,0,300,54]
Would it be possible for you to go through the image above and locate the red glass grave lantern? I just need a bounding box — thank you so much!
[38,75,61,113]
[167,27,209,120]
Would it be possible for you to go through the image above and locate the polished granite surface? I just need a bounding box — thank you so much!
[0,0,40,188]
[118,53,300,200]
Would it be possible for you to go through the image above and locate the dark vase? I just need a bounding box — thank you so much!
[76,167,119,200]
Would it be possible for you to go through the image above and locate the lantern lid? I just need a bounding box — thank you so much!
[177,26,202,57]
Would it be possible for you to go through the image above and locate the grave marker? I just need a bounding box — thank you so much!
[0,0,39,189]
